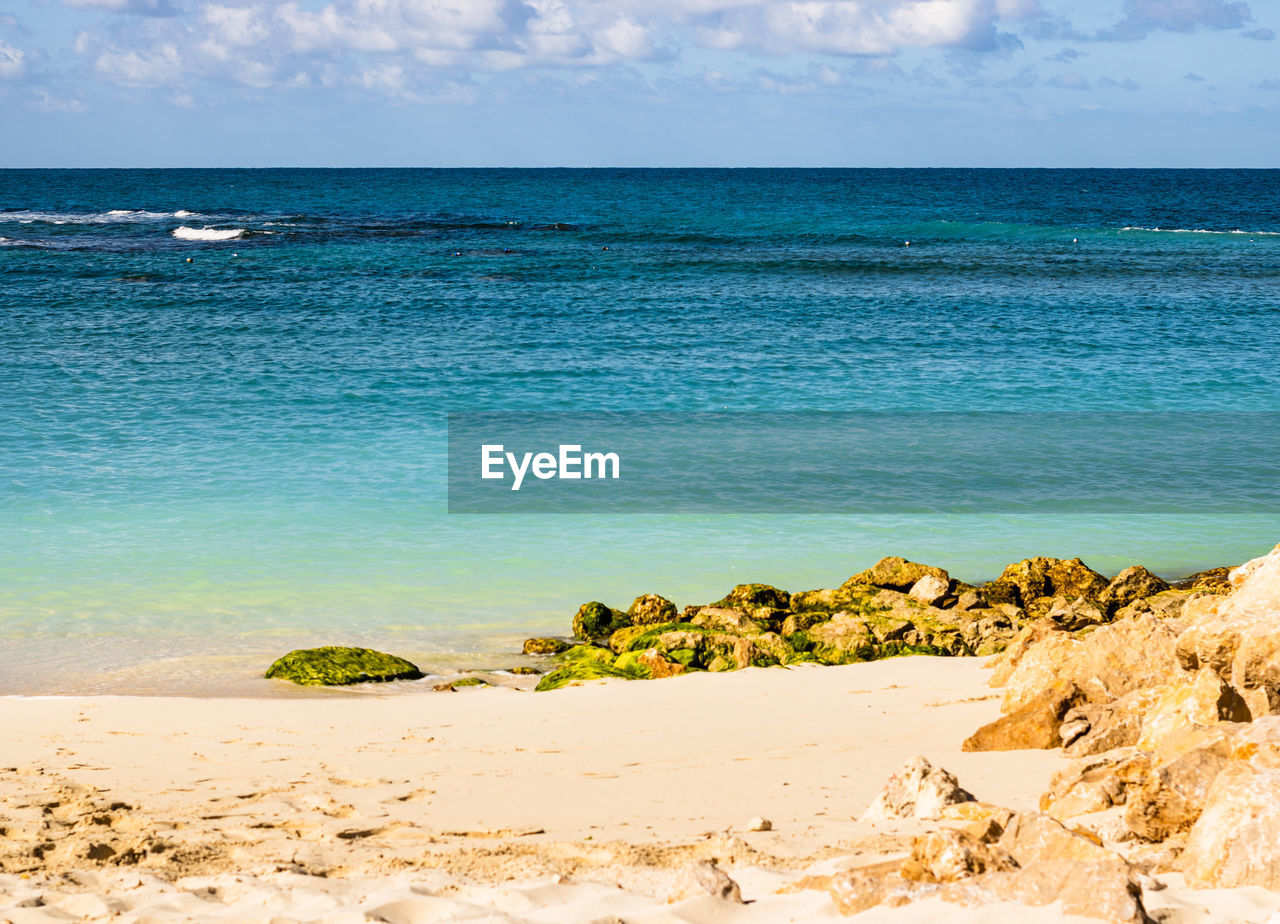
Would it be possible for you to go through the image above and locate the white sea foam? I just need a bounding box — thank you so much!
[2,209,192,224]
[1120,226,1280,236]
[174,210,194,218]
[172,226,245,241]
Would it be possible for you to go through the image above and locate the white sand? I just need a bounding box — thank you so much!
[1,657,1276,922]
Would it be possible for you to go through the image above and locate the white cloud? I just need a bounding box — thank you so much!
[95,44,182,85]
[1097,0,1253,41]
[0,40,25,79]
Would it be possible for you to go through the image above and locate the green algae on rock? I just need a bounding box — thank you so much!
[572,601,630,640]
[522,637,572,655]
[534,645,648,691]
[265,647,423,686]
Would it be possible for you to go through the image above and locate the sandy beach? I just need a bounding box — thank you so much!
[4,653,1279,923]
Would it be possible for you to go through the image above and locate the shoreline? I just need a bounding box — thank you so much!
[0,553,1236,698]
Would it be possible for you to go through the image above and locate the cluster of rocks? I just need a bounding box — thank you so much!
[523,555,1226,692]
[817,544,1280,919]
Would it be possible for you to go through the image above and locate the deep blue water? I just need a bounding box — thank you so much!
[2,169,1279,692]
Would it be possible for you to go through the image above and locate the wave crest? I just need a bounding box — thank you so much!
[172,226,245,242]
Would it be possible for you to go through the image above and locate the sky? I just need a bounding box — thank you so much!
[0,0,1277,166]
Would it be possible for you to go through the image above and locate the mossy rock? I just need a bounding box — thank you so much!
[265,647,423,686]
[790,583,888,615]
[628,593,678,625]
[509,666,543,675]
[534,646,647,691]
[451,676,490,687]
[573,601,630,640]
[712,583,791,611]
[523,637,572,655]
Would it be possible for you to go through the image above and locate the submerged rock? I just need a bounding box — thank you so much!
[265,647,423,686]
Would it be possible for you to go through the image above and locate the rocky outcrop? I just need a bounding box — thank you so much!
[265,647,423,686]
[995,557,1108,607]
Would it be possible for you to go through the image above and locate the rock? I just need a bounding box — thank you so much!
[572,601,629,640]
[963,680,1083,751]
[508,666,542,675]
[1181,761,1280,889]
[804,612,876,664]
[1062,688,1165,757]
[687,606,764,635]
[522,637,571,655]
[995,557,1109,606]
[954,588,989,611]
[265,647,423,686]
[998,810,1127,866]
[615,647,688,679]
[1045,596,1108,631]
[712,583,790,611]
[900,828,1016,883]
[1101,566,1171,612]
[1170,566,1232,594]
[671,860,744,903]
[747,816,772,832]
[986,621,1061,688]
[534,645,644,691]
[1135,668,1251,754]
[628,593,677,625]
[1115,588,1195,621]
[827,862,915,915]
[859,756,975,821]
[1176,546,1280,716]
[959,609,1018,656]
[979,579,1021,607]
[1039,751,1147,820]
[1125,745,1230,842]
[939,857,1149,923]
[908,574,950,606]
[845,557,949,592]
[998,614,1181,713]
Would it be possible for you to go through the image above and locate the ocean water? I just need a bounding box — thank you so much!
[3,168,1279,694]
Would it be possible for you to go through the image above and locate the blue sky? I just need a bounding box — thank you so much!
[1,0,1277,166]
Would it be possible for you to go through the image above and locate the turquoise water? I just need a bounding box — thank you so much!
[3,169,1279,693]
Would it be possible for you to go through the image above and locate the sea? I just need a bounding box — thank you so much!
[2,168,1279,694]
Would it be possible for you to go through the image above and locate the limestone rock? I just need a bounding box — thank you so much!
[1135,668,1250,754]
[845,556,949,592]
[1125,745,1230,843]
[670,860,744,903]
[963,680,1083,751]
[827,862,916,915]
[628,593,678,625]
[954,588,988,611]
[1045,596,1108,632]
[998,810,1127,867]
[999,614,1181,713]
[615,647,688,679]
[1062,688,1165,758]
[939,857,1149,924]
[908,574,950,606]
[1181,761,1280,889]
[859,756,975,822]
[900,828,1016,883]
[1039,751,1146,820]
[265,647,423,686]
[979,579,1021,607]
[1101,566,1171,612]
[572,601,629,640]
